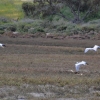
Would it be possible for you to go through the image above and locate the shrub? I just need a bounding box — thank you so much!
[22,2,35,16]
[0,17,11,23]
[16,19,43,33]
[0,30,4,34]
[23,24,32,32]
[0,23,17,32]
[57,26,67,31]
[7,25,16,31]
[0,26,6,30]
[28,27,45,34]
[16,22,25,32]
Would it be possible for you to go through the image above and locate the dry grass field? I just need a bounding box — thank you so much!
[0,36,100,100]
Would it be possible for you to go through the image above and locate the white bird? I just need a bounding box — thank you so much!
[0,43,6,48]
[75,61,88,72]
[84,45,100,53]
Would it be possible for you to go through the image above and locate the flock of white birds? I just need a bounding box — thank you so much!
[75,45,100,74]
[0,43,100,74]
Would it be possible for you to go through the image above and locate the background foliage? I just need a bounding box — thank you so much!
[0,0,100,35]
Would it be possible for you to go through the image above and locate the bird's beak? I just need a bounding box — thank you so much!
[86,63,89,65]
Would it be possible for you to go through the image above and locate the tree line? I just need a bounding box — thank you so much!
[22,0,100,23]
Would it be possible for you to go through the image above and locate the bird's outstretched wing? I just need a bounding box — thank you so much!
[75,65,80,71]
[84,48,92,53]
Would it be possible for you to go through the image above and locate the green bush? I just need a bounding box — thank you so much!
[22,2,35,16]
[23,24,32,32]
[57,26,67,31]
[0,30,4,34]
[16,22,25,32]
[0,26,6,30]
[81,26,94,32]
[28,27,45,34]
[16,19,43,33]
[0,23,17,32]
[0,17,11,23]
[7,25,16,31]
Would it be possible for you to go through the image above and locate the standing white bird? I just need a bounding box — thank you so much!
[84,45,100,53]
[0,43,6,48]
[75,61,88,72]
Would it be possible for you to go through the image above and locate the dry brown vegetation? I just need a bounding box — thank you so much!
[0,36,100,100]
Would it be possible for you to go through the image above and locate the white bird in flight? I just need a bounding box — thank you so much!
[0,43,6,48]
[75,61,88,72]
[84,45,100,53]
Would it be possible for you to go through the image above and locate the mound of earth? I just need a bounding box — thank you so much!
[2,31,100,40]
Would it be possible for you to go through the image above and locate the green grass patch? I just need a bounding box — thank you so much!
[0,0,24,19]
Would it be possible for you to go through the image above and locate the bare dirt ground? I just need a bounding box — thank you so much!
[0,36,100,100]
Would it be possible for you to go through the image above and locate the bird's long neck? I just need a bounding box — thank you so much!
[81,62,85,65]
[93,48,97,51]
